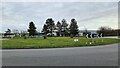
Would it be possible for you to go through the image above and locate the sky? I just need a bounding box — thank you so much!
[1,2,119,33]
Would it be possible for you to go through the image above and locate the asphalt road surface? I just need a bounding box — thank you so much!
[2,43,119,66]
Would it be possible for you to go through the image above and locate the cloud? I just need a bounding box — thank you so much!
[1,0,120,2]
[2,2,118,32]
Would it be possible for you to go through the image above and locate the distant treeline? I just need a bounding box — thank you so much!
[97,26,120,36]
[3,18,120,38]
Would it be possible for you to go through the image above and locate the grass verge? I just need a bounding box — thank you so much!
[2,37,120,49]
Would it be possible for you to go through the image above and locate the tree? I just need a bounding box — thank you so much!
[69,18,79,37]
[61,19,68,36]
[97,26,117,36]
[28,21,36,36]
[56,21,62,36]
[42,24,48,34]
[45,18,55,36]
[42,24,48,39]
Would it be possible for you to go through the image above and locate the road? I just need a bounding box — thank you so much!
[2,43,119,66]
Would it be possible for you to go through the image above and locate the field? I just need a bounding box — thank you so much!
[2,37,120,49]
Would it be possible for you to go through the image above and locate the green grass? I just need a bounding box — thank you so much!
[2,37,120,49]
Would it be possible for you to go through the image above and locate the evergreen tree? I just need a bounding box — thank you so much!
[28,21,36,36]
[42,24,48,34]
[45,18,55,36]
[69,18,79,37]
[42,24,48,39]
[56,21,62,36]
[61,19,68,36]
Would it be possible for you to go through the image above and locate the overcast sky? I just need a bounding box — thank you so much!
[1,2,118,32]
